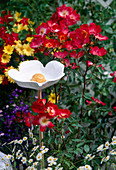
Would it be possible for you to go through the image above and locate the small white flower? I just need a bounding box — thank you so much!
[61,135,65,139]
[88,155,95,161]
[12,103,16,107]
[111,140,116,145]
[23,137,28,141]
[21,157,27,164]
[109,150,116,155]
[77,166,85,170]
[112,136,116,141]
[105,141,110,148]
[33,162,38,166]
[14,139,18,144]
[51,161,57,165]
[29,159,33,163]
[16,150,21,155]
[8,141,14,144]
[43,148,49,153]
[47,156,54,163]
[17,153,23,159]
[36,153,42,161]
[85,154,91,159]
[85,165,92,170]
[33,138,37,142]
[97,144,104,152]
[6,105,9,108]
[45,167,52,170]
[18,139,23,144]
[12,146,16,153]
[104,155,110,162]
[32,145,39,151]
[54,158,58,161]
[33,142,36,145]
[30,152,35,157]
[29,132,33,138]
[48,163,53,166]
[101,157,105,164]
[40,146,45,150]
[7,154,12,159]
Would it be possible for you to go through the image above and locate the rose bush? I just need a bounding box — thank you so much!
[0,2,116,170]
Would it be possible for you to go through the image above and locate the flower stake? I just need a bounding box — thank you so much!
[38,89,44,168]
[38,90,43,147]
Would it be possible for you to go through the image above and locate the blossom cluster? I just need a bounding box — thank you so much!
[25,98,72,132]
[0,11,35,85]
[30,4,108,69]
[0,88,31,143]
[0,127,63,170]
[84,136,116,166]
[77,165,92,170]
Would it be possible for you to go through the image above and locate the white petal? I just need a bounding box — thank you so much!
[44,60,65,81]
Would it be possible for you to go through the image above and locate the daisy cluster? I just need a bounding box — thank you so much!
[0,10,35,85]
[84,136,116,166]
[1,128,63,170]
[77,165,92,170]
[30,4,108,70]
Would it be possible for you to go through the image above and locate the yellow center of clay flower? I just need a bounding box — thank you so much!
[31,73,46,83]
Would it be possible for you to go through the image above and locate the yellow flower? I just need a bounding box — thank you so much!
[17,23,24,32]
[26,37,33,42]
[3,45,14,55]
[23,43,34,56]
[28,19,35,25]
[48,90,59,103]
[1,53,11,63]
[14,11,21,22]
[0,75,4,84]
[4,66,16,83]
[15,44,24,55]
[23,25,29,31]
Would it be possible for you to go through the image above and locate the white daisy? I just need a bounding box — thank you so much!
[23,137,28,141]
[40,146,45,150]
[105,141,110,149]
[97,144,104,152]
[47,156,54,163]
[88,155,95,161]
[85,165,92,170]
[45,167,52,170]
[21,157,27,164]
[18,139,23,144]
[104,155,110,162]
[29,159,33,163]
[33,162,38,166]
[36,153,42,161]
[85,154,91,159]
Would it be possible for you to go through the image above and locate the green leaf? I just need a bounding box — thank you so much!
[72,139,82,142]
[88,110,92,116]
[65,153,73,158]
[84,145,90,153]
[64,160,70,167]
[79,98,85,106]
[74,148,83,154]
[76,143,84,147]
